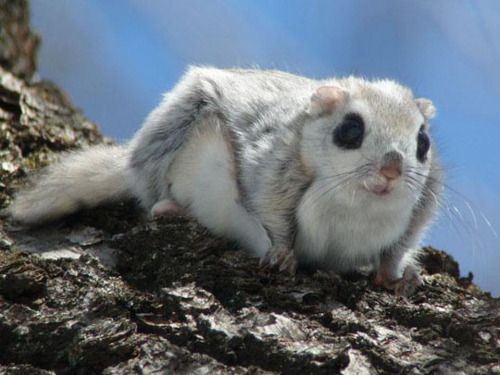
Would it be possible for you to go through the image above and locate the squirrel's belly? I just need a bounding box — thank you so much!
[294,190,413,272]
[168,116,271,256]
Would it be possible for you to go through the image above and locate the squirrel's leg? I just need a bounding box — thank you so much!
[376,159,442,296]
[257,212,298,275]
[251,159,308,276]
[129,67,233,211]
[375,247,423,297]
[166,114,272,257]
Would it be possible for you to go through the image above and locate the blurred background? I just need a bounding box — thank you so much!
[30,0,500,295]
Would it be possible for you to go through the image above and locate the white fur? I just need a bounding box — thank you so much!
[293,76,433,273]
[9,67,441,288]
[9,145,129,224]
[294,180,414,270]
[168,116,271,256]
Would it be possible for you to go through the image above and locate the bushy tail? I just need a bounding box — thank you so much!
[9,144,130,225]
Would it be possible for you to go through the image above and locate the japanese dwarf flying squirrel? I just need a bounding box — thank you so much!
[10,67,443,296]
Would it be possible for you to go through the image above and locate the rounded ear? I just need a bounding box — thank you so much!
[415,98,436,121]
[309,86,348,116]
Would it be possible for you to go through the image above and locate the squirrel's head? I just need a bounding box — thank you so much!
[301,77,437,208]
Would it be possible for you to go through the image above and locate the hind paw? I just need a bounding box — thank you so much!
[150,199,185,218]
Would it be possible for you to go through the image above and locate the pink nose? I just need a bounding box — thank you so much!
[380,151,403,180]
[380,162,401,180]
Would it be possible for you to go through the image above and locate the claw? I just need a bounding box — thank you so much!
[394,267,423,297]
[278,251,298,275]
[375,265,423,297]
[260,245,298,275]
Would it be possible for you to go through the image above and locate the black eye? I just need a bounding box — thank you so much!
[416,125,430,162]
[333,113,365,149]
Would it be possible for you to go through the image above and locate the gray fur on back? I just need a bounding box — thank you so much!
[128,67,315,210]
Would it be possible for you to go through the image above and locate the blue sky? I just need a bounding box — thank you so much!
[30,0,500,295]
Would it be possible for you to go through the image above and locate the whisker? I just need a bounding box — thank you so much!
[404,173,478,243]
[480,212,498,239]
[306,175,354,207]
[451,205,464,222]
[304,163,372,208]
[464,200,478,230]
[349,181,357,207]
[407,168,499,251]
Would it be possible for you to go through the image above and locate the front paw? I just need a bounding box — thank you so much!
[259,245,298,275]
[375,266,423,297]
